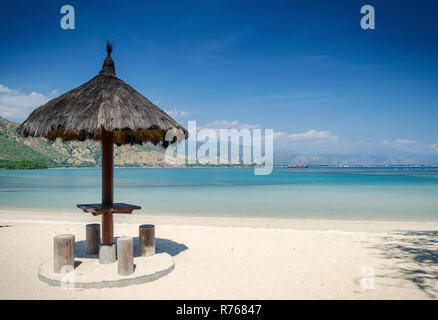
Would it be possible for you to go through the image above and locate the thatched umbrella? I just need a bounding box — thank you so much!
[17,42,188,257]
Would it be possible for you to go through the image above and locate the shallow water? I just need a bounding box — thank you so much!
[0,167,438,219]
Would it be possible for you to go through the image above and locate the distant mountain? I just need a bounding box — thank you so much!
[0,117,172,167]
[1,117,437,168]
[273,150,438,166]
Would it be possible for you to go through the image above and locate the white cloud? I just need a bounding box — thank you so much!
[164,108,190,119]
[382,139,438,155]
[273,131,287,139]
[200,124,339,149]
[286,129,339,142]
[205,120,260,130]
[395,139,416,145]
[0,84,55,121]
[0,84,15,93]
[428,144,438,153]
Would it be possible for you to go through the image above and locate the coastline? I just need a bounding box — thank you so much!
[2,208,438,231]
[2,165,438,171]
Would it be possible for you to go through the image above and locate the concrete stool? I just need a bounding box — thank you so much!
[99,243,116,264]
[117,237,134,275]
[86,224,100,255]
[54,234,75,274]
[139,224,155,256]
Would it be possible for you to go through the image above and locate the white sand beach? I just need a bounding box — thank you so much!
[0,209,437,299]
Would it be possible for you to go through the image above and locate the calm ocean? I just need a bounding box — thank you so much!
[0,167,437,220]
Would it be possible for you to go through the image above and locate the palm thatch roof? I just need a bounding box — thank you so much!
[17,42,188,146]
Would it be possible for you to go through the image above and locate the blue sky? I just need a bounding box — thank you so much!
[0,0,437,156]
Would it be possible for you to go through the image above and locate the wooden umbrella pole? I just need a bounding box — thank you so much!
[101,129,114,245]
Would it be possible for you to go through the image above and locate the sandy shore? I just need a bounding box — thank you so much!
[0,209,437,299]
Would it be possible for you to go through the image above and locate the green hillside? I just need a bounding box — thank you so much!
[0,136,52,162]
[0,116,171,169]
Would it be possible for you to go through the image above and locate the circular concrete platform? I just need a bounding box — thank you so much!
[38,253,174,289]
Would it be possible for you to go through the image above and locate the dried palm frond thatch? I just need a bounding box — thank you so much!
[17,42,188,146]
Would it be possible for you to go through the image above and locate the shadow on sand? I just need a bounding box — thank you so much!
[74,237,188,259]
[371,230,438,298]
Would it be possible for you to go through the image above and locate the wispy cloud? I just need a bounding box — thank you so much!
[186,29,253,65]
[286,129,339,142]
[381,138,438,154]
[164,108,190,119]
[202,122,338,147]
[0,84,56,121]
[247,91,332,103]
[395,139,417,145]
[197,30,252,53]
[204,120,260,130]
[429,144,438,153]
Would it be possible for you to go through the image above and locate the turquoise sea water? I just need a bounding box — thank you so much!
[0,167,438,219]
